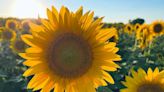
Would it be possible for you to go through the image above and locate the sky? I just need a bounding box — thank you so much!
[0,0,164,23]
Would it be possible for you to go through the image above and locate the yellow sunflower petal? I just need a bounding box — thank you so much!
[23,64,47,77]
[27,73,48,89]
[147,68,153,81]
[54,83,65,92]
[33,77,50,91]
[47,8,58,27]
[52,6,59,20]
[102,71,114,84]
[75,6,83,19]
[23,60,43,67]
[40,80,55,92]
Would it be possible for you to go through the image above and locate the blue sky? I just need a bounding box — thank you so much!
[0,0,164,23]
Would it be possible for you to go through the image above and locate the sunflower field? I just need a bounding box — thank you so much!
[0,6,164,92]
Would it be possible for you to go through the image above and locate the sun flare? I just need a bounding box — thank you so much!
[11,0,46,18]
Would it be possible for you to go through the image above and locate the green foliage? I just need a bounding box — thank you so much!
[130,18,145,25]
[0,41,27,92]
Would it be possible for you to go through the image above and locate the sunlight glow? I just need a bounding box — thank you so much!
[11,0,47,18]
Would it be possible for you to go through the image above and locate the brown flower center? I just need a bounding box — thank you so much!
[0,22,2,27]
[137,83,164,92]
[127,26,131,31]
[154,24,163,33]
[2,31,13,40]
[136,25,139,30]
[9,22,16,29]
[23,22,30,31]
[47,33,92,78]
[14,40,26,52]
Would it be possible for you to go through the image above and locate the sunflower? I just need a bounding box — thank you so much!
[10,38,27,53]
[134,23,141,31]
[149,20,164,36]
[21,20,31,32]
[136,24,153,49]
[121,67,164,92]
[5,19,18,30]
[136,24,148,40]
[124,24,133,34]
[0,27,16,41]
[19,6,121,92]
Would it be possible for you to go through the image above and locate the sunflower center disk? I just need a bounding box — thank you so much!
[14,40,26,51]
[137,83,164,92]
[154,24,163,33]
[48,33,92,78]
[3,31,12,39]
[23,23,30,31]
[9,22,16,29]
[128,27,131,31]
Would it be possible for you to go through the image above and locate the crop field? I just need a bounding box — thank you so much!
[0,0,164,92]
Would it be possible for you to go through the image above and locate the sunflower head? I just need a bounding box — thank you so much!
[0,27,16,41]
[136,24,153,49]
[124,24,133,34]
[21,20,31,31]
[121,67,164,92]
[10,38,27,53]
[5,19,18,30]
[150,20,164,36]
[136,24,149,40]
[19,6,121,92]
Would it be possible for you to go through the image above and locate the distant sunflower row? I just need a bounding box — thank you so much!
[0,19,32,53]
[4,19,31,31]
[124,21,164,49]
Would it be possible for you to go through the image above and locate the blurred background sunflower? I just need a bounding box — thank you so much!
[0,27,16,41]
[5,19,19,30]
[10,38,27,53]
[20,19,31,33]
[149,21,164,36]
[124,24,134,35]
